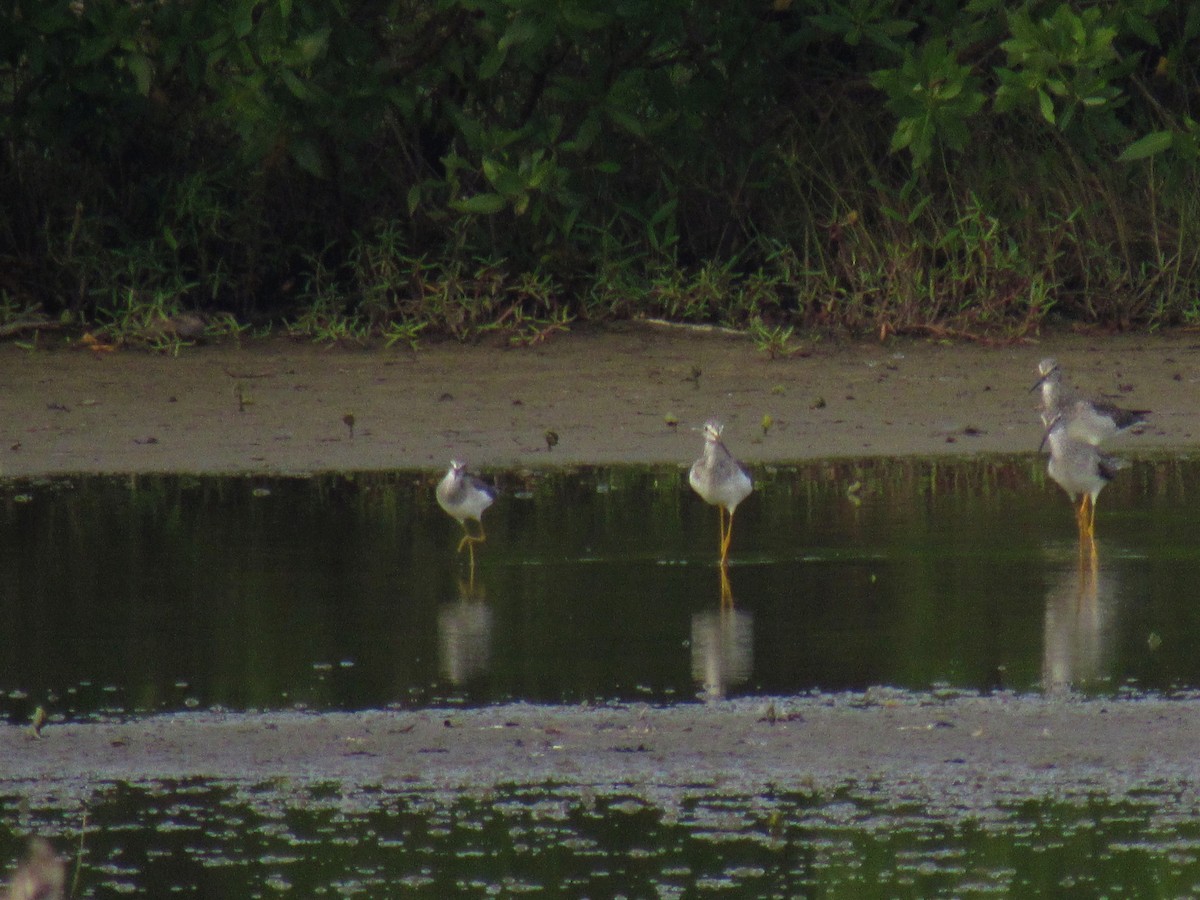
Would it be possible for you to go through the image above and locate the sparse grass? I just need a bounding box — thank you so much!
[204,312,252,341]
[505,307,574,346]
[382,320,428,350]
[288,239,578,346]
[94,281,191,354]
[748,319,798,359]
[286,298,371,345]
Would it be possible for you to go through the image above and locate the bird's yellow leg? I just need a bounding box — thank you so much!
[721,510,736,560]
[1074,495,1094,541]
[719,564,733,608]
[1074,496,1091,538]
[456,521,487,553]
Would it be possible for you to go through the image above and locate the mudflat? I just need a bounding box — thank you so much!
[3,695,1198,808]
[1,325,1194,478]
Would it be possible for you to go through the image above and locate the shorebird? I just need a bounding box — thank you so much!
[689,420,753,566]
[1043,413,1128,538]
[436,460,495,569]
[1031,358,1148,445]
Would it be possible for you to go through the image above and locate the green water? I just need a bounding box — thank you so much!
[3,776,1200,896]
[2,457,1198,718]
[4,457,1200,897]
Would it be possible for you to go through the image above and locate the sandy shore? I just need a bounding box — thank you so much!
[2,325,1195,479]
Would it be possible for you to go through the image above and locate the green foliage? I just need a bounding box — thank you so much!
[809,0,917,53]
[749,319,799,359]
[872,38,986,167]
[994,4,1127,135]
[1,0,1200,342]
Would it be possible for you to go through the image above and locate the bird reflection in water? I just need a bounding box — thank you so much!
[1042,537,1115,695]
[1,837,65,900]
[437,575,494,685]
[690,565,753,701]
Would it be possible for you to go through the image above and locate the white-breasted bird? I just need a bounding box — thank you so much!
[1044,412,1128,538]
[689,420,753,566]
[1032,357,1148,445]
[436,460,495,566]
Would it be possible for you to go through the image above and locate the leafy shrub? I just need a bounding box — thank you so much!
[1,0,1198,341]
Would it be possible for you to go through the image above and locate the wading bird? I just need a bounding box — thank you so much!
[1031,357,1148,444]
[436,460,495,572]
[1043,413,1128,539]
[689,420,753,566]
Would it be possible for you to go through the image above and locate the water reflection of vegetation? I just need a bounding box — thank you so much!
[1,456,1199,716]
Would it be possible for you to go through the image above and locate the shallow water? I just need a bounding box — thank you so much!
[4,773,1200,897]
[4,458,1200,896]
[2,457,1200,720]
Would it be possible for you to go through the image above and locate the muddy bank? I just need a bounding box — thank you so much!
[4,695,1199,805]
[2,326,1196,479]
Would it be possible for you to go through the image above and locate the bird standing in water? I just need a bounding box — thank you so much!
[1043,413,1128,539]
[436,460,495,571]
[689,420,753,566]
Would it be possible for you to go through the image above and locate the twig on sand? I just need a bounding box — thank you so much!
[637,318,745,337]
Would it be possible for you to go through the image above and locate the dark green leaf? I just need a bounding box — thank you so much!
[233,0,256,38]
[498,15,540,51]
[1124,13,1159,47]
[1117,130,1172,162]
[279,68,311,101]
[126,54,153,97]
[289,137,325,178]
[1037,89,1055,125]
[478,46,507,80]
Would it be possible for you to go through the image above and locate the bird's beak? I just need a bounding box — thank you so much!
[1029,374,1048,393]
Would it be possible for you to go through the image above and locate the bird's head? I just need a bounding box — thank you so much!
[701,419,724,442]
[1030,358,1061,392]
